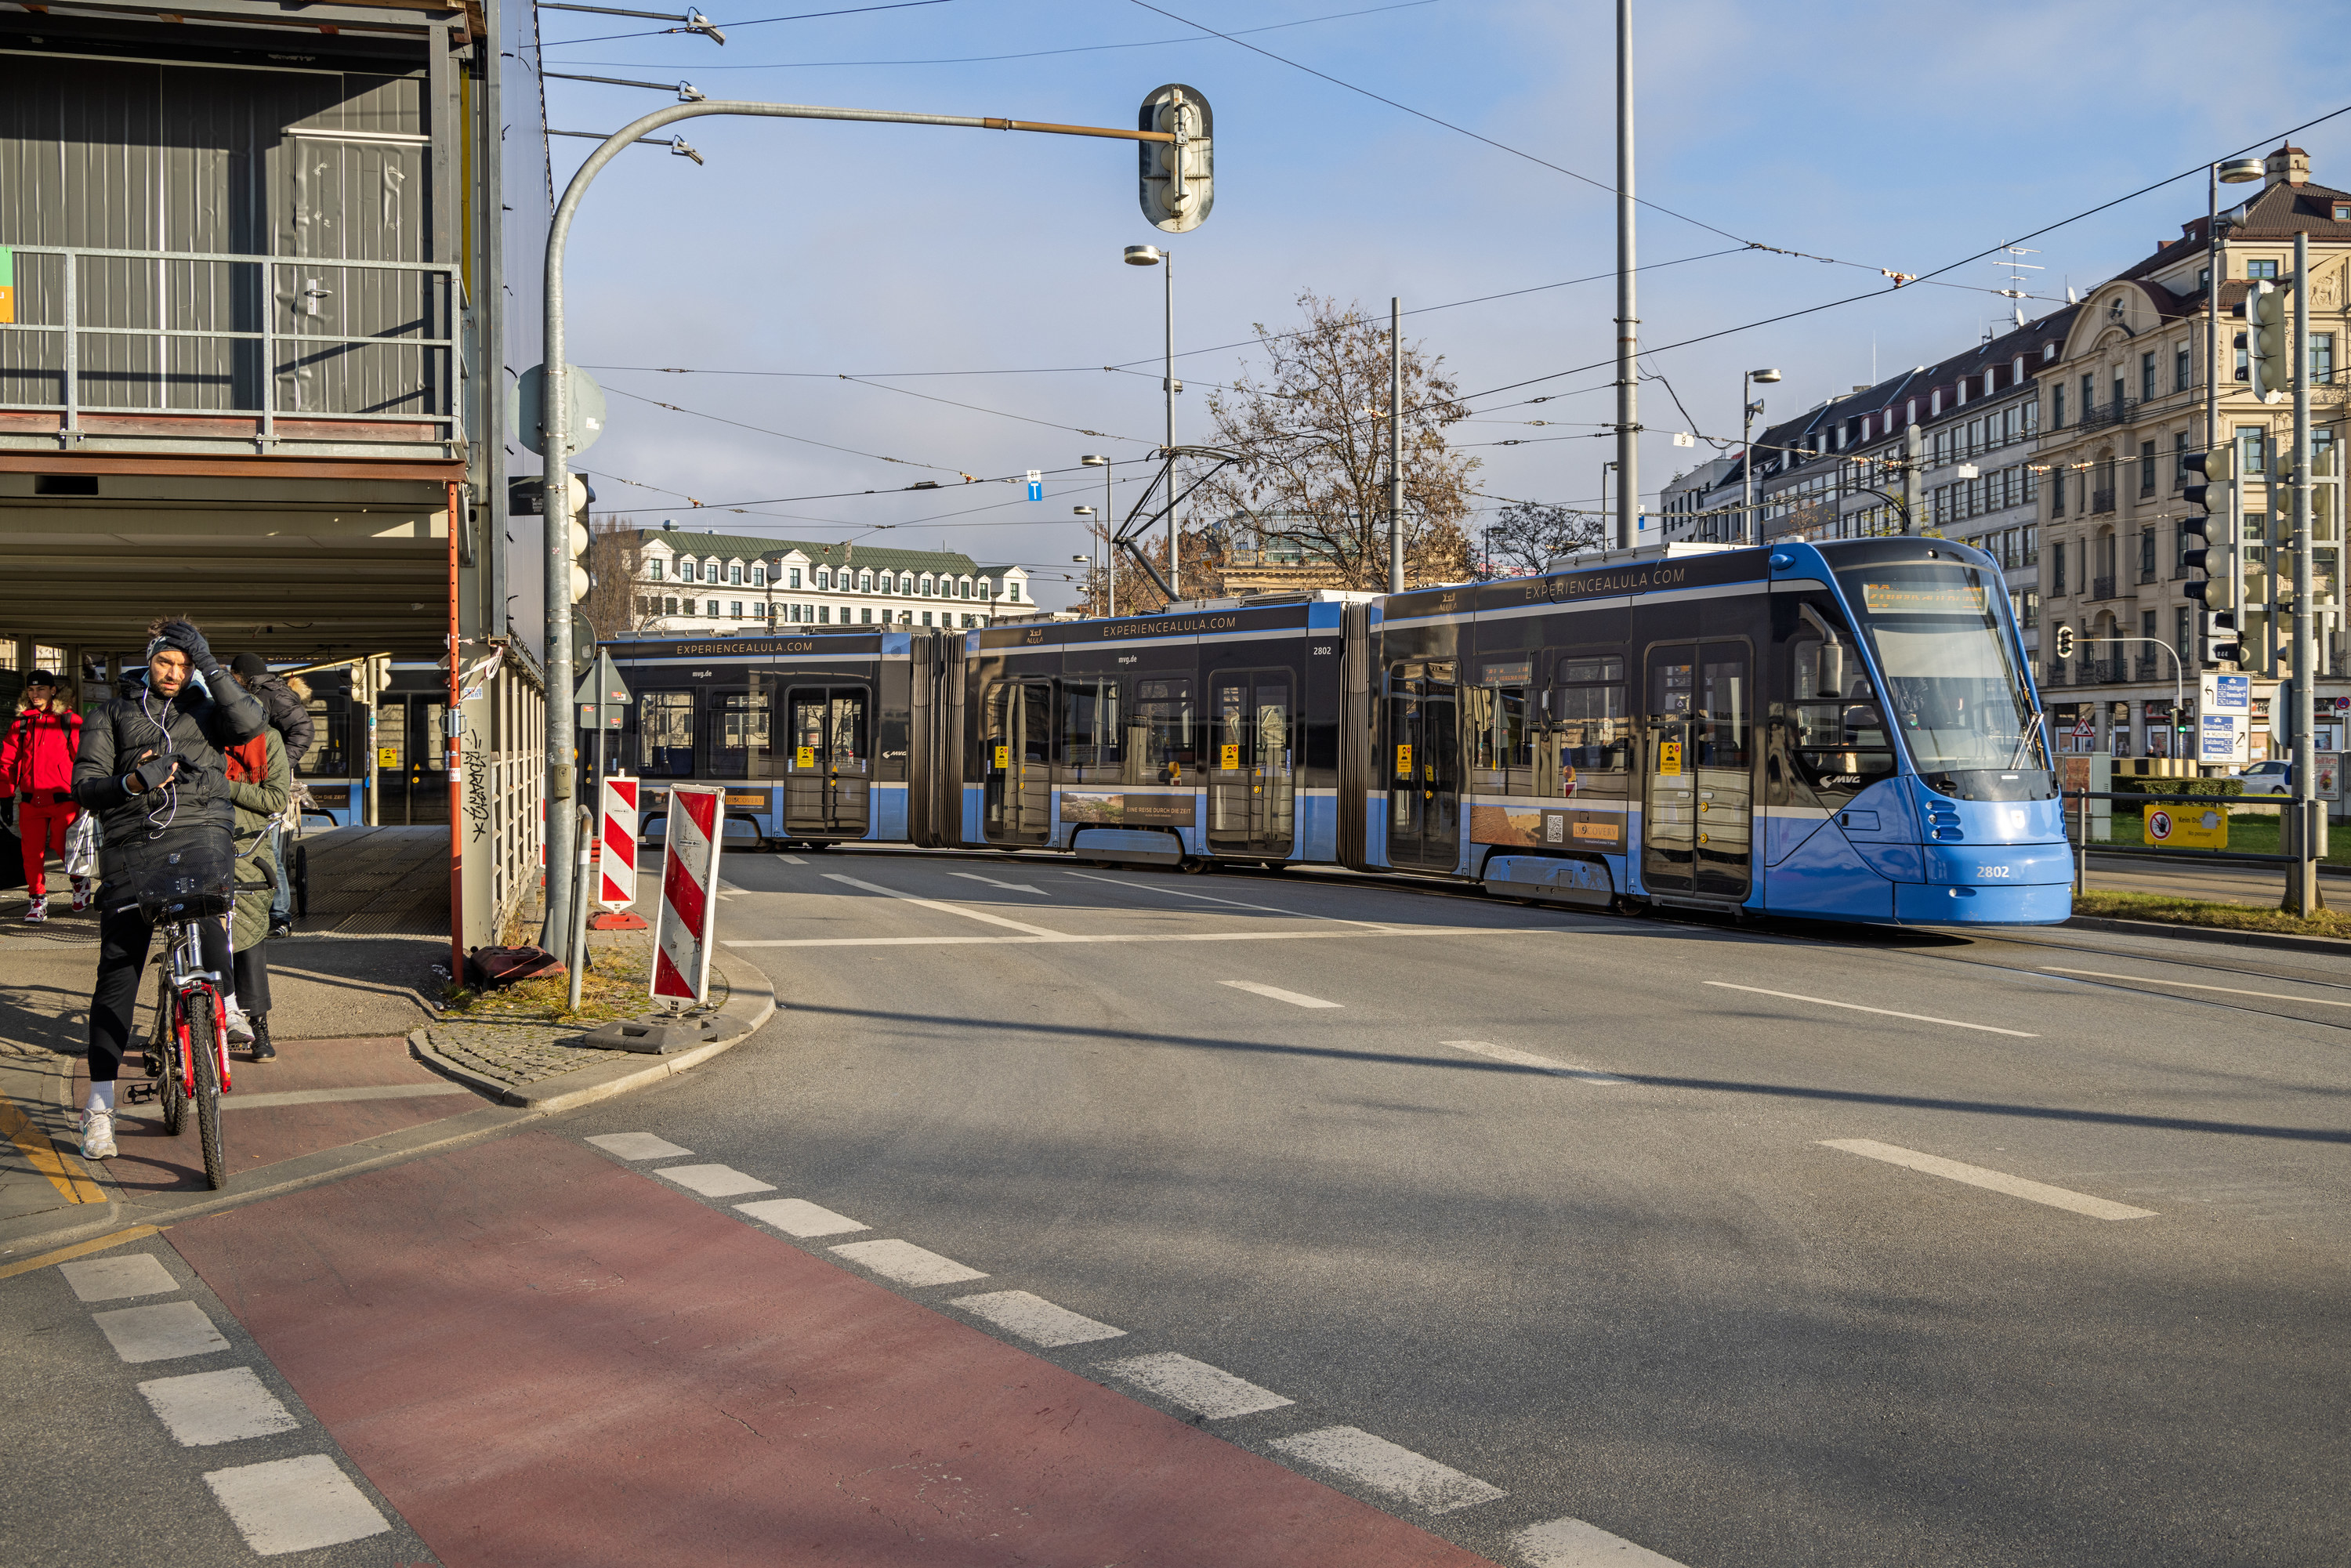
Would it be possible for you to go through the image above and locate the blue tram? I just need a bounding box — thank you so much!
[601,535,2068,925]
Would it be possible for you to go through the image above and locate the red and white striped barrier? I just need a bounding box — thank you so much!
[651,782,724,1004]
[598,777,639,909]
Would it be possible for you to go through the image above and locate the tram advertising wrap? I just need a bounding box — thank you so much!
[597,537,2067,926]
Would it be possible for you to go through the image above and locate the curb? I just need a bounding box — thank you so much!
[408,951,777,1114]
[2061,914,2351,956]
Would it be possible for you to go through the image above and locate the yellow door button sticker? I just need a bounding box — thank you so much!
[1396,743,1413,778]
[1658,740,1683,777]
[1219,744,1240,770]
[994,744,1009,769]
[795,745,815,769]
[377,748,397,770]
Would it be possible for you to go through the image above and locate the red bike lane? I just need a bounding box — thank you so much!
[166,1131,1498,1568]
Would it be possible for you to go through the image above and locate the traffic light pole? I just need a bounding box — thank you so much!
[538,96,1180,948]
[2288,230,2320,914]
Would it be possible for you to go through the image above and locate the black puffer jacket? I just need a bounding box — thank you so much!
[73,669,268,883]
[245,670,316,765]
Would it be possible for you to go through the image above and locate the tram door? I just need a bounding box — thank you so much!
[371,697,449,824]
[1207,670,1294,856]
[1386,661,1460,870]
[982,679,1052,845]
[783,686,869,835]
[1642,643,1751,899]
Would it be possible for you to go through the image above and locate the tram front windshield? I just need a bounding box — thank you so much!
[1834,560,2052,799]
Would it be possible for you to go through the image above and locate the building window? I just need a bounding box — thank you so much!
[859,607,872,624]
[2236,333,2250,382]
[2247,259,2279,280]
[729,564,743,585]
[2139,440,2157,495]
[2141,352,2157,403]
[2337,205,2351,222]
[2237,425,2267,476]
[706,599,719,617]
[788,567,802,588]
[730,600,743,618]
[958,578,972,599]
[815,568,831,589]
[1006,581,1020,602]
[858,570,874,593]
[2173,433,2190,487]
[817,605,830,624]
[899,573,914,594]
[751,567,766,587]
[678,559,696,583]
[2051,473,2066,519]
[2052,386,2066,428]
[2080,373,2096,418]
[649,559,665,581]
[919,574,933,596]
[2022,589,2040,629]
[2311,333,2335,382]
[921,611,932,626]
[2177,607,2193,664]
[2175,342,2192,393]
[977,578,993,599]
[663,596,678,616]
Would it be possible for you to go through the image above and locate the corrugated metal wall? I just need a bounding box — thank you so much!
[0,55,444,422]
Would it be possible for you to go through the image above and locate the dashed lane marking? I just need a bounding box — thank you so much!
[737,1197,869,1238]
[139,1367,300,1447]
[59,1253,181,1303]
[1098,1351,1294,1419]
[94,1300,232,1363]
[951,1289,1127,1348]
[1704,981,2039,1037]
[203,1454,391,1555]
[1061,869,1396,929]
[1440,1039,1628,1085]
[0,1224,162,1284]
[1820,1139,2159,1221]
[2042,965,2351,1008]
[654,1164,777,1198]
[824,872,1067,936]
[1269,1425,1506,1515]
[829,1238,989,1287]
[1513,1514,1691,1566]
[1220,979,1343,1009]
[948,871,1048,894]
[585,1132,694,1161]
[726,927,1554,948]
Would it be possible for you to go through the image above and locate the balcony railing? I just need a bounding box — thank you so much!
[2042,664,2069,687]
[0,242,463,458]
[2090,575,2117,600]
[2135,654,2163,680]
[2075,398,2139,433]
[2091,488,2117,514]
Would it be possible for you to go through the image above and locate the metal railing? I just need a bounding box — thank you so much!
[0,242,463,447]
[2091,488,2117,514]
[2090,574,2117,600]
[2075,398,2139,433]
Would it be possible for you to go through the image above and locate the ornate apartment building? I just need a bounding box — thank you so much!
[2038,143,2351,759]
[625,525,1030,634]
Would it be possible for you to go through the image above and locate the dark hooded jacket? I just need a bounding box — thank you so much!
[73,668,268,885]
[244,670,316,766]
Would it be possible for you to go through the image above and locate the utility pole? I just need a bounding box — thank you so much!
[1902,423,1923,535]
[2290,228,2319,913]
[1165,249,1179,599]
[1389,296,1404,594]
[1613,0,1638,552]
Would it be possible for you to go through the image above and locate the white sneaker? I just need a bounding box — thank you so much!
[223,1009,255,1045]
[23,897,45,924]
[70,878,89,913]
[80,1107,117,1160]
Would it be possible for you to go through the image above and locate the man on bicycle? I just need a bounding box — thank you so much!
[71,618,266,1159]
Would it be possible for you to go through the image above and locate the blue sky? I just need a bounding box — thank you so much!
[528,0,2351,607]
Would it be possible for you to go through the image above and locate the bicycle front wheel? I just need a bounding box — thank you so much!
[158,970,186,1136]
[187,988,228,1191]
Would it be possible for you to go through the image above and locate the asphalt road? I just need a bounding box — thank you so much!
[584,849,2349,1568]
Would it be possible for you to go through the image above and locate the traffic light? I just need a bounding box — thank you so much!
[1137,84,1214,233]
[2053,625,2076,661]
[567,475,595,605]
[2199,609,2241,666]
[2181,447,2237,623]
[2244,279,2288,404]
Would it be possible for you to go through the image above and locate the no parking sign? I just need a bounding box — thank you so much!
[2146,804,2226,849]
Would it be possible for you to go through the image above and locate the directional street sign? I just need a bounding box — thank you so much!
[1026,469,1044,502]
[513,362,607,457]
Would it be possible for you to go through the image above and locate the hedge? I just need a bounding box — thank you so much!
[2108,777,2247,798]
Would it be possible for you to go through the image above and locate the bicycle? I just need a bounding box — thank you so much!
[126,914,234,1191]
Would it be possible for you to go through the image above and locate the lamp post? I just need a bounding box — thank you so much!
[1081,454,1112,617]
[1070,513,1096,616]
[1741,368,1781,546]
[1601,462,1617,537]
[1124,244,1178,597]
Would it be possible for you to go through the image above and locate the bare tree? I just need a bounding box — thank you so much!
[1483,501,1603,577]
[581,516,646,642]
[1191,293,1477,590]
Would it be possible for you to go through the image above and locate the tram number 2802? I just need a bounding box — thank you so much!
[1978,865,2012,878]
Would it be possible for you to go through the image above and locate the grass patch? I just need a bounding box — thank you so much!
[438,943,654,1025]
[2074,888,2351,940]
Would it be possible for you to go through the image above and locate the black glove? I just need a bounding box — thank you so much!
[132,754,178,792]
[158,620,216,669]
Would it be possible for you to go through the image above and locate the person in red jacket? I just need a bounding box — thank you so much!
[2,670,88,921]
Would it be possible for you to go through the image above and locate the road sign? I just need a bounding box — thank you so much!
[513,363,607,457]
[651,782,725,1004]
[1138,84,1213,233]
[598,777,639,909]
[2146,804,2227,849]
[1025,469,1043,502]
[572,650,632,722]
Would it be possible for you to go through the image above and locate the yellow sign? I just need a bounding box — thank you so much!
[1658,741,1683,777]
[795,745,815,769]
[2146,803,2227,850]
[994,744,1009,769]
[377,748,397,769]
[1395,743,1413,778]
[1219,744,1241,770]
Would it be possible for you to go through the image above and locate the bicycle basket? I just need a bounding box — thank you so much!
[121,824,236,920]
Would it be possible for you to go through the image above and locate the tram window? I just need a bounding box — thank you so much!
[1697,656,1750,767]
[1553,656,1628,773]
[1788,612,1895,782]
[710,690,767,777]
[1470,661,1534,780]
[639,691,697,777]
[1133,678,1196,784]
[1059,679,1123,769]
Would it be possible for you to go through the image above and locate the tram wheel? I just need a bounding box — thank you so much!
[1178,856,1208,875]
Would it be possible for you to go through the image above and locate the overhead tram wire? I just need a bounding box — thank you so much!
[530,0,954,49]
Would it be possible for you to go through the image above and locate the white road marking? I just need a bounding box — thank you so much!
[947,871,1047,895]
[1061,868,1390,929]
[1098,1351,1293,1418]
[737,1197,868,1238]
[222,1084,471,1110]
[1704,981,2038,1037]
[94,1301,232,1363]
[1820,1139,2159,1221]
[60,1253,180,1303]
[1514,1514,1691,1566]
[829,1238,988,1287]
[139,1367,300,1447]
[2043,965,2351,1008]
[951,1289,1127,1347]
[777,853,807,864]
[824,872,1066,936]
[1220,979,1342,1009]
[654,1164,777,1198]
[203,1454,390,1555]
[1269,1425,1506,1514]
[726,927,1554,949]
[1440,1039,1628,1085]
[585,1132,694,1161]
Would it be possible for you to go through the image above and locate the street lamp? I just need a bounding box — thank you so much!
[1082,454,1113,617]
[1071,511,1097,616]
[1742,368,1782,547]
[1124,244,1179,597]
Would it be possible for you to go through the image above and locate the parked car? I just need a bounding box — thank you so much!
[2239,760,2293,796]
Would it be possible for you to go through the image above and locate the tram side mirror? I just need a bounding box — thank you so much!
[1815,643,1846,701]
